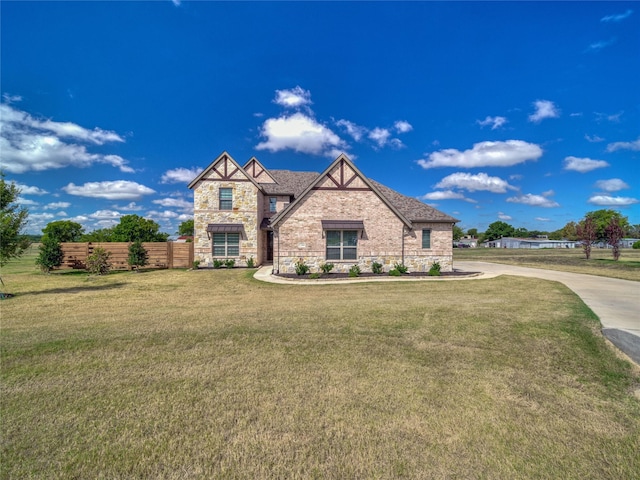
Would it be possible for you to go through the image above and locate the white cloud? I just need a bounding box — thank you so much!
[563,156,609,173]
[498,212,512,221]
[336,119,367,141]
[588,195,639,206]
[506,194,560,208]
[147,210,179,219]
[161,167,203,184]
[171,0,181,6]
[256,112,348,157]
[595,111,623,123]
[420,190,466,201]
[435,172,516,193]
[606,137,640,152]
[528,100,560,123]
[273,86,312,109]
[394,120,413,133]
[63,180,155,200]
[15,183,48,195]
[417,140,542,169]
[2,93,22,104]
[43,202,71,210]
[89,209,122,220]
[368,127,391,148]
[601,9,633,22]
[153,197,192,210]
[585,134,604,143]
[0,103,131,174]
[535,217,551,222]
[541,189,555,197]
[476,116,507,130]
[585,38,617,53]
[17,197,39,206]
[595,179,629,192]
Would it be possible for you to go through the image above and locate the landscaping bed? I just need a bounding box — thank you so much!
[275,270,481,280]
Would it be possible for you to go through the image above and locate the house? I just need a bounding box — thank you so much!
[484,237,579,249]
[188,152,459,274]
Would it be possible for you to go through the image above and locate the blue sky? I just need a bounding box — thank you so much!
[2,1,638,236]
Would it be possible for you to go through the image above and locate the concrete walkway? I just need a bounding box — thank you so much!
[254,262,640,364]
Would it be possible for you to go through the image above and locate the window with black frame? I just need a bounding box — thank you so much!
[326,230,358,260]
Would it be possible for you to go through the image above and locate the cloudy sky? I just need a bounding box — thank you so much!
[1,1,638,235]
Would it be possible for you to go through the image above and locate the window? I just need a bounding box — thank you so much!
[326,230,357,260]
[219,188,233,210]
[269,197,277,213]
[213,233,239,256]
[422,229,431,249]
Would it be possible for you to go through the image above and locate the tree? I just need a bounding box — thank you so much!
[86,247,111,275]
[605,217,624,261]
[513,227,529,238]
[42,220,84,243]
[467,228,478,238]
[0,174,30,268]
[35,237,64,273]
[111,215,169,242]
[127,241,148,271]
[177,219,194,237]
[584,209,630,241]
[484,221,515,242]
[82,227,114,242]
[453,225,464,241]
[576,217,597,260]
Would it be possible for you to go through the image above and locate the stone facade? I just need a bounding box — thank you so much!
[189,152,457,273]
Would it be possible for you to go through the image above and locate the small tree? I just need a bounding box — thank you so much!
[605,217,624,261]
[177,219,194,236]
[576,217,597,260]
[42,220,84,243]
[86,247,111,275]
[35,237,64,273]
[0,174,30,268]
[127,241,148,271]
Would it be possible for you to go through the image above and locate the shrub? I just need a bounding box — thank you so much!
[35,236,64,273]
[213,259,224,269]
[389,269,402,276]
[633,240,640,249]
[428,261,441,276]
[394,263,408,274]
[371,261,383,274]
[127,241,148,271]
[348,265,361,277]
[309,272,320,279]
[294,259,309,275]
[246,257,255,268]
[192,260,201,269]
[86,247,111,275]
[225,259,235,269]
[320,262,334,274]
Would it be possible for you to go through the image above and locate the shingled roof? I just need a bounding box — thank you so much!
[259,168,458,224]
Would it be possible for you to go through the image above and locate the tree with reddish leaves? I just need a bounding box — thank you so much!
[605,217,624,261]
[576,217,596,260]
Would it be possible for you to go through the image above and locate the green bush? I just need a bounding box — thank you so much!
[389,269,402,276]
[309,272,320,279]
[371,261,383,274]
[294,259,309,275]
[394,263,408,274]
[320,262,334,274]
[213,259,224,269]
[86,247,111,275]
[633,240,640,249]
[225,259,235,269]
[192,260,201,269]
[348,265,361,277]
[428,261,441,276]
[246,257,255,268]
[35,236,64,273]
[127,241,148,271]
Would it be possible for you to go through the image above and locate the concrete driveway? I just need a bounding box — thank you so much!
[455,261,640,365]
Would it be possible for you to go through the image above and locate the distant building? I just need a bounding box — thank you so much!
[483,237,578,249]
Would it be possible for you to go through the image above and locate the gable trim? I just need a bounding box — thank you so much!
[188,151,263,191]
[243,157,278,184]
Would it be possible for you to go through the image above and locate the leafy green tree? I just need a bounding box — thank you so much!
[466,228,478,238]
[0,174,30,268]
[513,227,529,238]
[81,227,114,242]
[86,247,111,275]
[42,220,84,243]
[584,209,630,241]
[453,225,464,241]
[632,240,640,249]
[177,219,194,236]
[111,215,169,242]
[35,236,64,273]
[127,241,148,271]
[484,221,515,242]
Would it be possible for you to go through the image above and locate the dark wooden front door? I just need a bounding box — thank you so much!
[267,231,274,261]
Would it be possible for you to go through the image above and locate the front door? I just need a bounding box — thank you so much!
[267,231,274,262]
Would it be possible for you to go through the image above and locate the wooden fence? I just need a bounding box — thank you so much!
[60,242,194,270]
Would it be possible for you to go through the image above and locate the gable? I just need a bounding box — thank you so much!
[188,152,257,189]
[243,157,277,184]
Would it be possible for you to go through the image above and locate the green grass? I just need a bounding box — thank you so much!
[1,253,639,478]
[454,247,640,281]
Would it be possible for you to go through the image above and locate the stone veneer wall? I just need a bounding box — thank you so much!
[193,180,259,267]
[274,189,453,273]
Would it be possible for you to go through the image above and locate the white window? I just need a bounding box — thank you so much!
[326,230,357,260]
